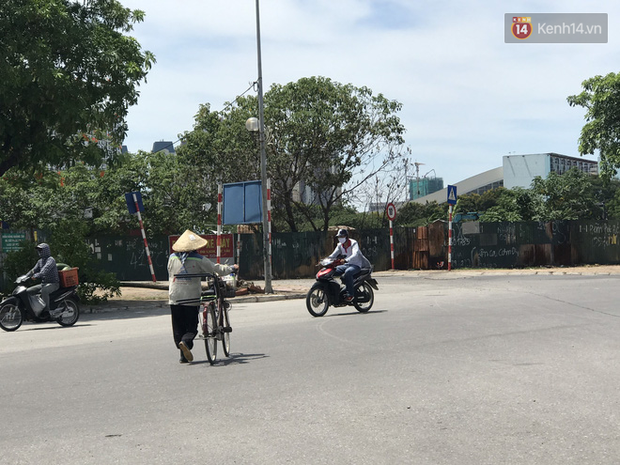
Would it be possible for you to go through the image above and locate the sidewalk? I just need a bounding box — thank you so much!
[84,277,313,314]
[83,265,620,314]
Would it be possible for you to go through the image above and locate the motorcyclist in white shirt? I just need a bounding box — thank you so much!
[328,229,369,302]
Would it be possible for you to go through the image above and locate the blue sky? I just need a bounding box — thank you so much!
[120,0,617,200]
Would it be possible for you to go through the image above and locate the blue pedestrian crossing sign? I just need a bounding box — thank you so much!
[447,185,457,205]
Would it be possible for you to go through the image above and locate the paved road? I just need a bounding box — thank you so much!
[2,274,620,464]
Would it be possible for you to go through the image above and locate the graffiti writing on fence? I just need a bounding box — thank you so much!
[579,222,620,250]
[453,224,471,246]
[497,224,516,244]
[478,247,519,259]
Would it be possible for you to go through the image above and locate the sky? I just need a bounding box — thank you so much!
[119,0,618,199]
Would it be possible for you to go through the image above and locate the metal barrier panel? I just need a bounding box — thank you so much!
[5,221,620,288]
[88,235,171,281]
[570,220,620,264]
[450,221,573,269]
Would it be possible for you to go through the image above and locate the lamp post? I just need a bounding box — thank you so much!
[248,0,273,293]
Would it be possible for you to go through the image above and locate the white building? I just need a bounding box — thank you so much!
[412,167,504,204]
[413,153,598,205]
[503,152,598,189]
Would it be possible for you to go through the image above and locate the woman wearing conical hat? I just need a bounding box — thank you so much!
[167,229,238,364]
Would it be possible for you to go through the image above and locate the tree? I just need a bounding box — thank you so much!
[531,169,598,220]
[178,77,407,233]
[175,103,259,233]
[395,201,447,227]
[264,77,407,231]
[479,188,541,222]
[477,171,602,222]
[568,72,620,180]
[0,0,155,176]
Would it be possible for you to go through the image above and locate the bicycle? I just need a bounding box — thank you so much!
[175,271,236,365]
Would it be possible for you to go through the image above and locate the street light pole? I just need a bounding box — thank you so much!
[253,0,273,293]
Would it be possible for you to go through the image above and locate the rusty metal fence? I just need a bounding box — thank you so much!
[2,220,620,288]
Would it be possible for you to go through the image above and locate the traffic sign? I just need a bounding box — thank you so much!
[125,192,144,214]
[1,232,26,252]
[386,202,397,221]
[447,185,457,205]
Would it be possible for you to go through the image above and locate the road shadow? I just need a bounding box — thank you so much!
[79,303,170,321]
[8,323,94,332]
[324,309,387,318]
[188,352,269,367]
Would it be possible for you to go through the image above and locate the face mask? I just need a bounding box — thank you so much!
[338,237,347,244]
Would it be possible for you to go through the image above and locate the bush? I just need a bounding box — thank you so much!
[47,220,121,304]
[0,220,122,303]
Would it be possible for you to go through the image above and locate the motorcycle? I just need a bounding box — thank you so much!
[0,274,80,332]
[306,257,379,317]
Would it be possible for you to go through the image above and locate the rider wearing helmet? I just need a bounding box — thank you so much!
[26,243,60,317]
[328,229,368,302]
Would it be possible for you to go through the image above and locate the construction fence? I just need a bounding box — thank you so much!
[1,219,620,288]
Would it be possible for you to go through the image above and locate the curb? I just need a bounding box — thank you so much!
[84,290,308,314]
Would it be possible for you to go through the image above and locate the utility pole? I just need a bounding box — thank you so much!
[253,0,273,293]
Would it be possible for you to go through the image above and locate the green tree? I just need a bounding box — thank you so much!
[175,103,259,233]
[178,77,407,233]
[568,72,620,180]
[0,0,154,176]
[531,169,598,220]
[479,188,541,222]
[265,77,406,231]
[395,201,448,227]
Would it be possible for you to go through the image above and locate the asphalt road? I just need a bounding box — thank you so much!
[2,274,620,464]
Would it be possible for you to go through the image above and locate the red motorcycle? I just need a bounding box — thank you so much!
[306,257,378,317]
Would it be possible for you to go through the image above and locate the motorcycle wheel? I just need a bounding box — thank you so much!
[306,286,329,317]
[0,300,24,332]
[353,282,374,313]
[56,298,80,327]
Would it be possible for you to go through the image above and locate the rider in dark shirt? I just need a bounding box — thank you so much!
[27,243,60,316]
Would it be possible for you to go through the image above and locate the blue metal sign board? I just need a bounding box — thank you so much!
[125,192,144,214]
[447,185,457,205]
[223,181,262,225]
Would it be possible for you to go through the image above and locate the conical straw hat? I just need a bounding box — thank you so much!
[172,230,208,252]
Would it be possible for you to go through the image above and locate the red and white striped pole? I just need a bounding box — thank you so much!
[267,178,272,267]
[217,183,222,264]
[448,204,453,271]
[133,193,156,282]
[389,219,395,270]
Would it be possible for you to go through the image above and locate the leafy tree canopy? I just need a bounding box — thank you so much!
[178,76,408,232]
[0,0,155,176]
[568,72,620,180]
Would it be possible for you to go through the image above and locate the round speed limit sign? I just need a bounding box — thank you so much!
[386,202,396,221]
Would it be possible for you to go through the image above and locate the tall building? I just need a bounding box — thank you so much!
[503,152,598,189]
[152,141,176,154]
[410,177,444,200]
[413,152,598,205]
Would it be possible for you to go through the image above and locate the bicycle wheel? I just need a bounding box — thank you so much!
[221,301,231,357]
[353,282,374,313]
[204,304,218,365]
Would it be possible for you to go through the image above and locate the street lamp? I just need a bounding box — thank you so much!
[248,0,273,293]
